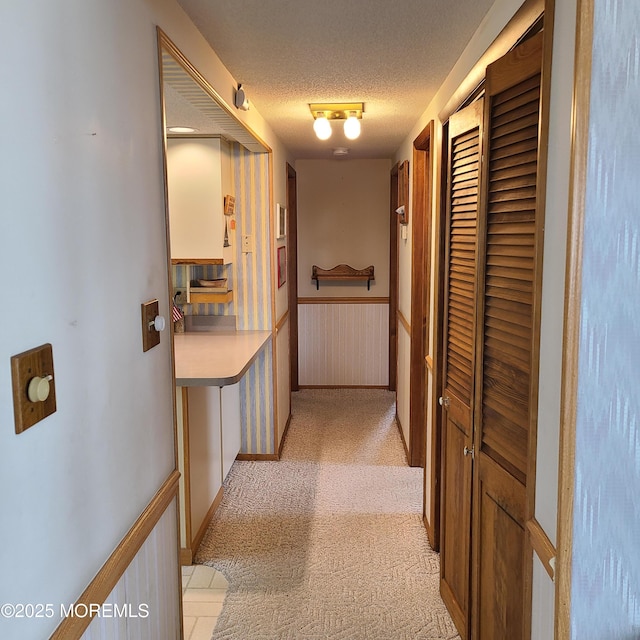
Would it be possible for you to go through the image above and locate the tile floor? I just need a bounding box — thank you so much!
[182,564,228,640]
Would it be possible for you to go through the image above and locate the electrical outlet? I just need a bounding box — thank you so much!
[11,343,57,434]
[241,235,253,253]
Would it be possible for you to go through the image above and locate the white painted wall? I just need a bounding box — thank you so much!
[296,159,391,298]
[0,2,174,637]
[530,0,578,634]
[0,0,292,637]
[535,0,576,550]
[531,556,555,640]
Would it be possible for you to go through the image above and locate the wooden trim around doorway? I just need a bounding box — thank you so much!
[409,121,434,469]
[389,163,400,391]
[287,163,299,392]
[556,0,594,635]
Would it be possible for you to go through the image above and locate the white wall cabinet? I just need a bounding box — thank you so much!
[176,382,241,564]
[167,137,233,263]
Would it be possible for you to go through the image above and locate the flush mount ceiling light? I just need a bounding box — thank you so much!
[310,103,364,141]
[167,126,197,133]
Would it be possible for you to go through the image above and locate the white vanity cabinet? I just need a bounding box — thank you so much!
[177,383,241,564]
[220,385,241,479]
[173,330,271,565]
[167,137,233,263]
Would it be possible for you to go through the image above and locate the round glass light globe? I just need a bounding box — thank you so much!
[313,116,332,140]
[343,115,361,140]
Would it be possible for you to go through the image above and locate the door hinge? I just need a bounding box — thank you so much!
[464,446,475,459]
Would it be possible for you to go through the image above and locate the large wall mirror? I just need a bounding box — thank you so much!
[158,29,268,153]
[157,29,272,564]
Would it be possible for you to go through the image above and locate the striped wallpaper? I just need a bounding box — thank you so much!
[240,345,273,454]
[231,145,271,331]
[172,263,233,317]
[230,144,275,455]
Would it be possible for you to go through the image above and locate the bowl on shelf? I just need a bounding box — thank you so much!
[195,278,227,288]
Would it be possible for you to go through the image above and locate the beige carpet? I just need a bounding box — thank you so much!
[195,389,461,640]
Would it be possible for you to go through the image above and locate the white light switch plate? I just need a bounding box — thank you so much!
[241,235,253,253]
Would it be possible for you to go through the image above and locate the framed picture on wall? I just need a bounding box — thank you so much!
[277,246,287,288]
[277,203,287,239]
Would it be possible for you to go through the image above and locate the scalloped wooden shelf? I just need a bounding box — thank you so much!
[311,264,375,290]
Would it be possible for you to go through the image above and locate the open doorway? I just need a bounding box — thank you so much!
[156,29,274,565]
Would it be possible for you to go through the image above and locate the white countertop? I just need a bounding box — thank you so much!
[174,330,272,386]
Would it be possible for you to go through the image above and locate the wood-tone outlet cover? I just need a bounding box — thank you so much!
[141,299,161,352]
[11,343,57,434]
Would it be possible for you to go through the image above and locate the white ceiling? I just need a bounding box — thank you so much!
[175,0,496,159]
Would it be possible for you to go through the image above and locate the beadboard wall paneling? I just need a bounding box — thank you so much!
[81,500,180,640]
[570,1,640,636]
[397,321,411,452]
[298,303,389,387]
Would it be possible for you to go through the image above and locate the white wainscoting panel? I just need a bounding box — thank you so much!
[531,555,555,640]
[397,321,411,452]
[276,317,291,449]
[81,500,181,640]
[299,303,389,386]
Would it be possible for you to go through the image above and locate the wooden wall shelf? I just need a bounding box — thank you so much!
[311,264,375,290]
[171,258,224,265]
[190,290,233,304]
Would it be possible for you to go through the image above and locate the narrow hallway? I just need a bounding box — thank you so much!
[195,389,460,639]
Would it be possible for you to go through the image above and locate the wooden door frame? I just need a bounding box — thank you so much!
[287,163,299,392]
[409,121,434,470]
[556,0,593,635]
[389,163,400,392]
[427,121,450,553]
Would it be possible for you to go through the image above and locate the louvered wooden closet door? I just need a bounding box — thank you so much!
[471,31,543,640]
[439,100,483,640]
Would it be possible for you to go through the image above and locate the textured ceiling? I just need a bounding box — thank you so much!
[175,0,495,159]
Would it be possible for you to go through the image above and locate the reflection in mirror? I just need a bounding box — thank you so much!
[157,30,276,569]
[158,30,268,153]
